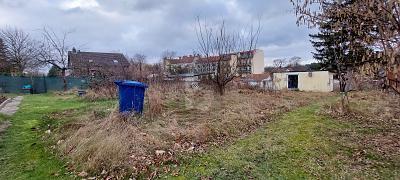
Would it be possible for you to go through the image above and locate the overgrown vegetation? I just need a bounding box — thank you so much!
[321,91,400,176]
[1,88,398,179]
[159,91,400,179]
[84,85,118,101]
[50,85,330,178]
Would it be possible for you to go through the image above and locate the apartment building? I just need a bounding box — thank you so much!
[164,49,264,77]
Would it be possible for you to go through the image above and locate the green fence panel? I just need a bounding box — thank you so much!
[0,75,88,94]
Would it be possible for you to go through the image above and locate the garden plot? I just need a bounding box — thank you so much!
[49,87,331,178]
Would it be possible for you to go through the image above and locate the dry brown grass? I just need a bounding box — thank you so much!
[55,84,333,178]
[0,94,6,104]
[321,90,400,168]
[84,86,118,101]
[60,111,167,176]
[143,81,185,119]
[323,90,400,124]
[52,87,79,96]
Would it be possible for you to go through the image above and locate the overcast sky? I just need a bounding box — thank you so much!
[0,0,317,66]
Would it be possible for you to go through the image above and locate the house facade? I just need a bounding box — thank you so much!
[273,71,334,92]
[164,49,265,77]
[67,48,130,78]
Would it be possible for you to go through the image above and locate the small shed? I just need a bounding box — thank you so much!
[273,71,334,92]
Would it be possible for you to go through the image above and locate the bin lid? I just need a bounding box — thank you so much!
[114,80,148,88]
[22,84,32,89]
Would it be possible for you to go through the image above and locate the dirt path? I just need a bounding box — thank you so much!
[0,96,23,116]
[0,96,23,134]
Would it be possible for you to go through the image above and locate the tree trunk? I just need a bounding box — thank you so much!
[217,84,225,96]
[62,68,67,91]
[139,63,143,82]
[339,72,349,113]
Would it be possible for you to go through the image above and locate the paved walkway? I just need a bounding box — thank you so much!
[0,96,23,116]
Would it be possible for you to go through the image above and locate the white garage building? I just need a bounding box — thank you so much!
[273,71,334,92]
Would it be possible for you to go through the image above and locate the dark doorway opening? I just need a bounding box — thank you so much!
[288,75,298,89]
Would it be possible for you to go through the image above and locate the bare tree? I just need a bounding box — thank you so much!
[288,56,302,67]
[291,0,399,79]
[36,27,73,91]
[273,58,287,69]
[160,50,177,78]
[0,38,10,73]
[0,27,39,75]
[290,0,400,109]
[129,53,147,81]
[161,50,176,60]
[195,17,261,95]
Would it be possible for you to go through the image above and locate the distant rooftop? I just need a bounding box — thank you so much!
[68,49,129,67]
[165,49,259,65]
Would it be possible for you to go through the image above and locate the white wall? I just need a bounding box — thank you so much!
[251,49,265,74]
[273,71,333,92]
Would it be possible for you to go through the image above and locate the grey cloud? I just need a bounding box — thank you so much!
[0,0,26,8]
[131,0,167,11]
[0,0,316,64]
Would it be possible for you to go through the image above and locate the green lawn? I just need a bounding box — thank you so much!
[160,103,400,179]
[0,114,8,123]
[0,94,113,179]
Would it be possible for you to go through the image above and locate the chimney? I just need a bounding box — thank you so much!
[72,47,77,54]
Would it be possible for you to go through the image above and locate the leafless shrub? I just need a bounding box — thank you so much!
[145,85,164,119]
[127,53,147,82]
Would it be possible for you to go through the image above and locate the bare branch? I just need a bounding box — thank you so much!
[0,27,40,74]
[195,17,261,95]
